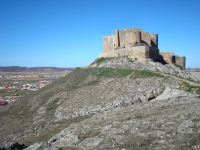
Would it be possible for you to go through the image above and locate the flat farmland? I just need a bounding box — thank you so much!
[0,70,71,83]
[0,70,71,76]
[0,88,21,96]
[0,70,72,97]
[0,77,56,86]
[190,72,200,81]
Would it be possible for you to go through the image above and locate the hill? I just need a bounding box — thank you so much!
[0,57,200,150]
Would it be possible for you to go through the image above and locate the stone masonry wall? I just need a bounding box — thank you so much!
[100,46,150,61]
[118,29,143,48]
[142,32,151,46]
[149,47,159,60]
[150,34,158,48]
[102,28,186,70]
[159,52,175,64]
[125,31,141,48]
[103,36,115,53]
[118,30,126,48]
[175,56,186,70]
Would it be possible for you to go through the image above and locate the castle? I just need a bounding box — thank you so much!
[99,28,186,70]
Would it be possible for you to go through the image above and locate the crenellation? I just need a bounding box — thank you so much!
[100,28,186,70]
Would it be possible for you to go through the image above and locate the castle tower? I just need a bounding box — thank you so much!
[150,34,158,48]
[125,31,141,48]
[115,30,119,48]
[135,31,141,44]
[175,56,186,70]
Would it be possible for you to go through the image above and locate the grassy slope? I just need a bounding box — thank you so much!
[0,67,165,146]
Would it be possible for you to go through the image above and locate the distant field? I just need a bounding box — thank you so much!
[0,70,71,75]
[190,72,200,80]
[0,70,72,97]
[0,77,54,81]
[0,88,21,96]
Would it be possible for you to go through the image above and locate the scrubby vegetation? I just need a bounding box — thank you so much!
[174,63,183,70]
[92,68,133,77]
[132,70,164,78]
[90,57,111,66]
[1,57,199,149]
[75,67,81,70]
[197,87,200,94]
[182,82,200,93]
[128,58,134,63]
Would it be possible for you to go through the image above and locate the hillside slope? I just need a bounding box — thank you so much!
[0,57,200,150]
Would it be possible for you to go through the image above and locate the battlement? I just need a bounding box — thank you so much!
[100,28,186,70]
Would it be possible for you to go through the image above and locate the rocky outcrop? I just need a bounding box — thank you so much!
[93,57,199,82]
[0,57,200,150]
[25,76,200,150]
[30,88,200,150]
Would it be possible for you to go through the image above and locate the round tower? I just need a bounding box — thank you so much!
[125,31,141,47]
[135,31,141,45]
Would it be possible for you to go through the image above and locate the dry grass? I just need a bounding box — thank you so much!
[190,72,200,81]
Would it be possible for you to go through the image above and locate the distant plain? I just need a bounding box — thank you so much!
[190,72,200,81]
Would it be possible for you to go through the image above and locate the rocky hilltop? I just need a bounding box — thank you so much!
[0,57,200,150]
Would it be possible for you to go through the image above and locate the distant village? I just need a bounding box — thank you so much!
[0,74,63,78]
[0,74,64,106]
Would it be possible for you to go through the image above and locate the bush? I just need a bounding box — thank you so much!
[132,70,164,78]
[95,57,109,65]
[92,68,133,77]
[128,58,134,63]
[174,64,183,70]
[197,88,200,94]
[90,57,111,66]
[75,67,81,70]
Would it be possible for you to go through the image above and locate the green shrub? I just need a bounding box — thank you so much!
[183,82,200,93]
[132,70,164,78]
[91,68,164,78]
[185,88,193,93]
[174,64,183,70]
[92,68,133,77]
[75,67,81,70]
[89,57,111,66]
[183,82,191,88]
[197,88,200,94]
[128,58,134,63]
[95,57,109,65]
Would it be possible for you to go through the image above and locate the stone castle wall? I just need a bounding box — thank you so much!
[142,32,151,46]
[175,56,186,70]
[118,29,143,48]
[150,34,158,48]
[125,31,141,47]
[100,46,150,61]
[103,36,115,53]
[100,28,186,70]
[159,52,175,64]
[149,47,160,61]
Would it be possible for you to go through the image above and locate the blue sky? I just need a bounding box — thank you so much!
[0,0,200,68]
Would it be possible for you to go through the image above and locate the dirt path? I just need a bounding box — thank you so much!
[158,72,200,87]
